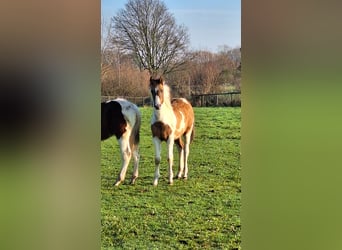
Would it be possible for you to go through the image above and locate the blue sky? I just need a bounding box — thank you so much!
[101,0,241,52]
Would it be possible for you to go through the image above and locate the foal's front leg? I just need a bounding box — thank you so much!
[167,135,175,185]
[153,137,161,186]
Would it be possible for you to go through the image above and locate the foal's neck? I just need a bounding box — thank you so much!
[152,83,176,124]
[153,99,173,120]
[153,85,174,122]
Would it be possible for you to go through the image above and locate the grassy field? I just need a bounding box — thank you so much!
[101,107,241,249]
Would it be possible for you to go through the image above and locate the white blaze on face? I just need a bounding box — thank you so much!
[153,87,161,108]
[154,96,161,107]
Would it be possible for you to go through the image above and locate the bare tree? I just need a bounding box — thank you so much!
[111,0,189,76]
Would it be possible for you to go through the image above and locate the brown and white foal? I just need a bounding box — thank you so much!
[150,77,195,186]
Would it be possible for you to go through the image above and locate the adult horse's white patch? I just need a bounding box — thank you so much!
[116,98,138,129]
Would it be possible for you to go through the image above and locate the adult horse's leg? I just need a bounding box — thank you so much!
[153,137,161,186]
[175,138,184,179]
[130,144,139,184]
[115,132,132,186]
[167,135,175,184]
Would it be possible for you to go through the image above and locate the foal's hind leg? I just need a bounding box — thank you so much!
[115,133,132,186]
[183,130,192,179]
[175,138,184,179]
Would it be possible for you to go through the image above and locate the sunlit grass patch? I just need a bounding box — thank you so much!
[101,107,241,249]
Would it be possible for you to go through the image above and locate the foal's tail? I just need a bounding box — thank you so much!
[190,126,195,143]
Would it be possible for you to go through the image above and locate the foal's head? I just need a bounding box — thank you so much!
[149,77,165,110]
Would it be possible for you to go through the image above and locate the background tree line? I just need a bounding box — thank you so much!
[101,0,241,98]
[101,45,241,98]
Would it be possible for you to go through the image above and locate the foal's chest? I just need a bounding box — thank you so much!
[151,121,172,141]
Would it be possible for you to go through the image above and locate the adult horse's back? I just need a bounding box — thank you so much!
[101,98,141,186]
[150,77,195,186]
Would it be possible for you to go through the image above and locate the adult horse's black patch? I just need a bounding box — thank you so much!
[101,101,127,141]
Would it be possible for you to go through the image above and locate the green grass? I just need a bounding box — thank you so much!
[101,107,241,249]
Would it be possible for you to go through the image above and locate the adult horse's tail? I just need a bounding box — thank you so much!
[130,106,141,149]
[129,104,141,184]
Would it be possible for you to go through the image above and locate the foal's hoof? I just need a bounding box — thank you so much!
[114,180,122,186]
[130,176,138,185]
[177,175,187,180]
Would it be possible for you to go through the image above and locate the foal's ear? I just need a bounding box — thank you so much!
[159,77,164,84]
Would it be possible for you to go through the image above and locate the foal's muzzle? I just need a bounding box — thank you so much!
[154,104,161,110]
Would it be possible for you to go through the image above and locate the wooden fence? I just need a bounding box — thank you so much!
[101,91,241,107]
[191,91,241,107]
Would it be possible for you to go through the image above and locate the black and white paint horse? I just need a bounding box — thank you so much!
[101,98,141,186]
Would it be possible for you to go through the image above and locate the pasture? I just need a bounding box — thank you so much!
[101,107,241,249]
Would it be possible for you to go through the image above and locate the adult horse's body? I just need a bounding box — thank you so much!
[101,98,141,186]
[150,77,195,186]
